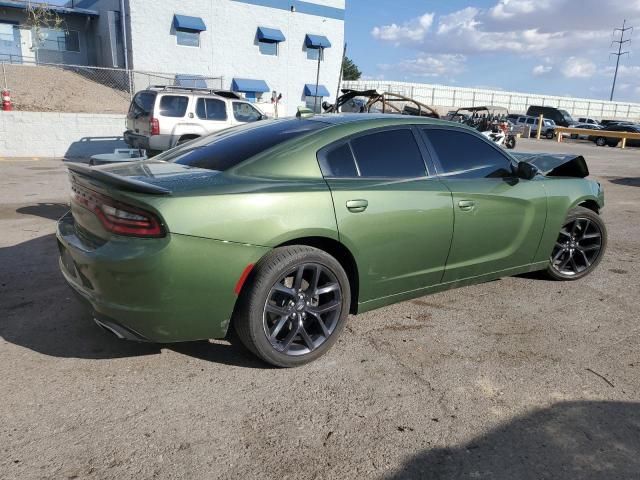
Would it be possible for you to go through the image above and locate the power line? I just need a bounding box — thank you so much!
[609,19,633,101]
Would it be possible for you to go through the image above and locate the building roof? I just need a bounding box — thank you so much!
[0,0,98,17]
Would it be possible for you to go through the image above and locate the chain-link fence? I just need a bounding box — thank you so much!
[344,80,640,121]
[0,60,224,114]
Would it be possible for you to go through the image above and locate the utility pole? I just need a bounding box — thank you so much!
[610,19,633,101]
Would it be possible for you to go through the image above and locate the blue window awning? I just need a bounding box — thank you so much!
[305,34,331,49]
[257,26,285,43]
[304,84,330,97]
[173,14,206,32]
[175,74,208,88]
[232,78,270,93]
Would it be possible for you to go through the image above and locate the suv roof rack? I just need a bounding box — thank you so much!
[146,85,242,99]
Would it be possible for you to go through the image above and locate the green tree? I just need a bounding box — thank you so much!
[342,56,362,81]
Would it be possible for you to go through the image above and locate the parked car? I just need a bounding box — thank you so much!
[526,105,576,127]
[590,123,640,147]
[57,114,606,367]
[600,119,633,127]
[516,115,556,139]
[577,117,600,126]
[570,123,603,140]
[124,85,266,154]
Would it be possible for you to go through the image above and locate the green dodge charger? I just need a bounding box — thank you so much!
[57,114,606,367]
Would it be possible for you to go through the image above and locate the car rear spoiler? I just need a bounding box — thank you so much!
[67,163,171,195]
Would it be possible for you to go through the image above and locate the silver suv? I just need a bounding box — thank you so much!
[124,86,266,153]
[516,115,556,139]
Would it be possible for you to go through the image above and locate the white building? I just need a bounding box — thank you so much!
[0,0,345,116]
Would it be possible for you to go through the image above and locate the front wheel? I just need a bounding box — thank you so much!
[546,130,555,139]
[595,137,607,147]
[233,246,351,367]
[545,207,607,281]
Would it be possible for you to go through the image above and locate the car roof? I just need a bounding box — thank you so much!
[308,113,448,126]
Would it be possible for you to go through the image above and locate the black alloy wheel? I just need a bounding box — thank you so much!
[546,207,606,280]
[233,246,350,367]
[263,263,342,356]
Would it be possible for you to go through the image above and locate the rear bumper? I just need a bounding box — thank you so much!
[56,211,269,342]
[123,130,172,151]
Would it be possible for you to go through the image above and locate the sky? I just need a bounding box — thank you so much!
[344,0,640,102]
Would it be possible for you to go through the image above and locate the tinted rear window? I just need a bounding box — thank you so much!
[129,91,156,116]
[159,119,327,171]
[319,143,358,177]
[159,95,189,118]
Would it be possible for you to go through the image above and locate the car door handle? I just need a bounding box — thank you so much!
[458,200,476,211]
[346,199,368,213]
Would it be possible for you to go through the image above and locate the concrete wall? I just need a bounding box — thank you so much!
[127,0,345,116]
[0,112,126,158]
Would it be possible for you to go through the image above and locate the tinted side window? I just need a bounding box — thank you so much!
[350,129,426,178]
[424,129,512,179]
[319,143,358,177]
[159,95,188,118]
[196,98,227,121]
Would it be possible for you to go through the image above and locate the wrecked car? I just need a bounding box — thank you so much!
[323,89,440,118]
[56,114,606,367]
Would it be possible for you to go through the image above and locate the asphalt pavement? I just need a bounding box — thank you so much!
[1,138,639,479]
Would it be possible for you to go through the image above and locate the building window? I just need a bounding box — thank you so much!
[259,40,278,56]
[305,96,323,113]
[176,30,200,47]
[37,28,80,52]
[307,48,324,61]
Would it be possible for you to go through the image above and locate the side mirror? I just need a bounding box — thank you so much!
[516,161,538,180]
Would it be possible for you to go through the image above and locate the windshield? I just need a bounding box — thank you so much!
[155,119,327,171]
[559,109,574,123]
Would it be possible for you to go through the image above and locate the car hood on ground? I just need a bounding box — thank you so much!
[510,152,589,178]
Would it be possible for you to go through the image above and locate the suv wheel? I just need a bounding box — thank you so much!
[595,137,606,147]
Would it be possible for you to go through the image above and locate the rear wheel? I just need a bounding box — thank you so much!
[595,136,607,147]
[233,246,350,367]
[545,207,606,281]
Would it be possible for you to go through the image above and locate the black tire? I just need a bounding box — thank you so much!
[176,136,199,147]
[505,136,516,149]
[545,206,607,281]
[545,130,554,139]
[595,137,607,147]
[233,246,351,367]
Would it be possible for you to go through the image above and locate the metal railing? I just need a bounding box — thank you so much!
[344,80,640,122]
[0,59,224,114]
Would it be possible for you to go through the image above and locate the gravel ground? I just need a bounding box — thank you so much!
[1,138,639,479]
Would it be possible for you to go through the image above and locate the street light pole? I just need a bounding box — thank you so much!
[313,46,323,113]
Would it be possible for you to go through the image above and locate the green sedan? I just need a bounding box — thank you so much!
[56,114,607,367]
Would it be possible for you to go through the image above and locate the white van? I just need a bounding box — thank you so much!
[124,86,266,153]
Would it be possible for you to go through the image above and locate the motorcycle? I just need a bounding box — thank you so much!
[481,120,516,149]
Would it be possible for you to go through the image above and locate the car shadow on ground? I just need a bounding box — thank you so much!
[15,203,69,221]
[386,401,640,480]
[0,233,266,368]
[608,177,640,188]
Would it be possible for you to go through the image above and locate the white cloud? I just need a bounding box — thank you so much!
[436,7,479,35]
[371,13,434,43]
[379,54,466,78]
[490,0,551,20]
[532,64,552,76]
[562,57,597,78]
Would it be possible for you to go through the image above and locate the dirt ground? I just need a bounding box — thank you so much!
[3,64,131,114]
[1,138,640,479]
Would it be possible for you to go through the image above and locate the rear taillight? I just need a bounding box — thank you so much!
[150,117,160,135]
[71,185,165,238]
